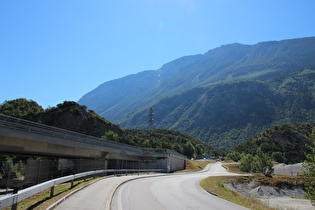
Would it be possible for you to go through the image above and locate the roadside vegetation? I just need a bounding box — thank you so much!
[180,159,215,172]
[222,163,242,173]
[230,123,314,164]
[200,175,306,210]
[200,176,274,210]
[302,131,315,205]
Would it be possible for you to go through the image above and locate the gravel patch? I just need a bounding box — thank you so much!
[224,182,306,198]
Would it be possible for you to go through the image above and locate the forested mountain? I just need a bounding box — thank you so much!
[78,37,315,151]
[232,123,314,163]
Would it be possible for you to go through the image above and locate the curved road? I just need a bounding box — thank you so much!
[56,162,248,210]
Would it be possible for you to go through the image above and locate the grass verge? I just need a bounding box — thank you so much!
[200,176,275,210]
[179,159,215,172]
[200,175,306,210]
[223,163,243,173]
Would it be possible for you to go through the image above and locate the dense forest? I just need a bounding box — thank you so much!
[229,123,314,163]
[0,99,220,158]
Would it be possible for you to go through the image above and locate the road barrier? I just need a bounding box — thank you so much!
[0,168,165,210]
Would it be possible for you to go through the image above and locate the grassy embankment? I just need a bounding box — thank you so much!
[181,159,215,172]
[200,163,306,210]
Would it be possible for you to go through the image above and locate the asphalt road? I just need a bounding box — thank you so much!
[112,162,248,210]
[55,162,248,210]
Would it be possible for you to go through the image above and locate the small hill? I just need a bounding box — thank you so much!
[0,98,123,137]
[233,123,314,163]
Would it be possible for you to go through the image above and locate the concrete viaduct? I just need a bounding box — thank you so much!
[0,114,185,187]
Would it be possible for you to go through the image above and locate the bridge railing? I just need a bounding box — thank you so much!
[0,168,165,209]
[0,114,143,155]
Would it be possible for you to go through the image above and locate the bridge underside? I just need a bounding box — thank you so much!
[0,127,150,160]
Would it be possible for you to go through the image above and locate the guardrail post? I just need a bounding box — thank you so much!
[104,159,108,177]
[60,163,63,177]
[11,187,19,210]
[50,186,55,198]
[37,160,42,184]
[80,158,82,173]
[126,159,128,176]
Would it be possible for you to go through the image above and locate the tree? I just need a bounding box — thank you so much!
[272,152,286,163]
[251,148,274,174]
[238,148,274,174]
[102,131,118,141]
[183,142,196,158]
[227,151,242,162]
[302,131,315,206]
[239,154,254,172]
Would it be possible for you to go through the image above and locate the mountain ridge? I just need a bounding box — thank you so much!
[78,36,315,150]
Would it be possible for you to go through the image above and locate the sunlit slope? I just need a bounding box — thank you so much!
[78,37,315,150]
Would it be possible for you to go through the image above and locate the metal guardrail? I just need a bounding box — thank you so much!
[0,114,143,154]
[0,168,165,209]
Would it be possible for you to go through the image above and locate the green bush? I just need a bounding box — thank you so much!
[227,151,242,162]
[302,131,315,206]
[239,148,274,174]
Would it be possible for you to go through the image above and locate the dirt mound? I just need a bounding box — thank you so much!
[224,182,306,198]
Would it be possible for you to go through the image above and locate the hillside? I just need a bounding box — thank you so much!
[104,128,222,158]
[78,37,315,151]
[233,123,314,163]
[122,69,315,150]
[0,98,123,137]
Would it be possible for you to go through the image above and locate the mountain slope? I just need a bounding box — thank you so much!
[78,55,203,122]
[121,69,315,150]
[233,123,314,163]
[78,37,315,150]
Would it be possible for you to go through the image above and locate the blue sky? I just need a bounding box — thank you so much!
[1,0,315,109]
